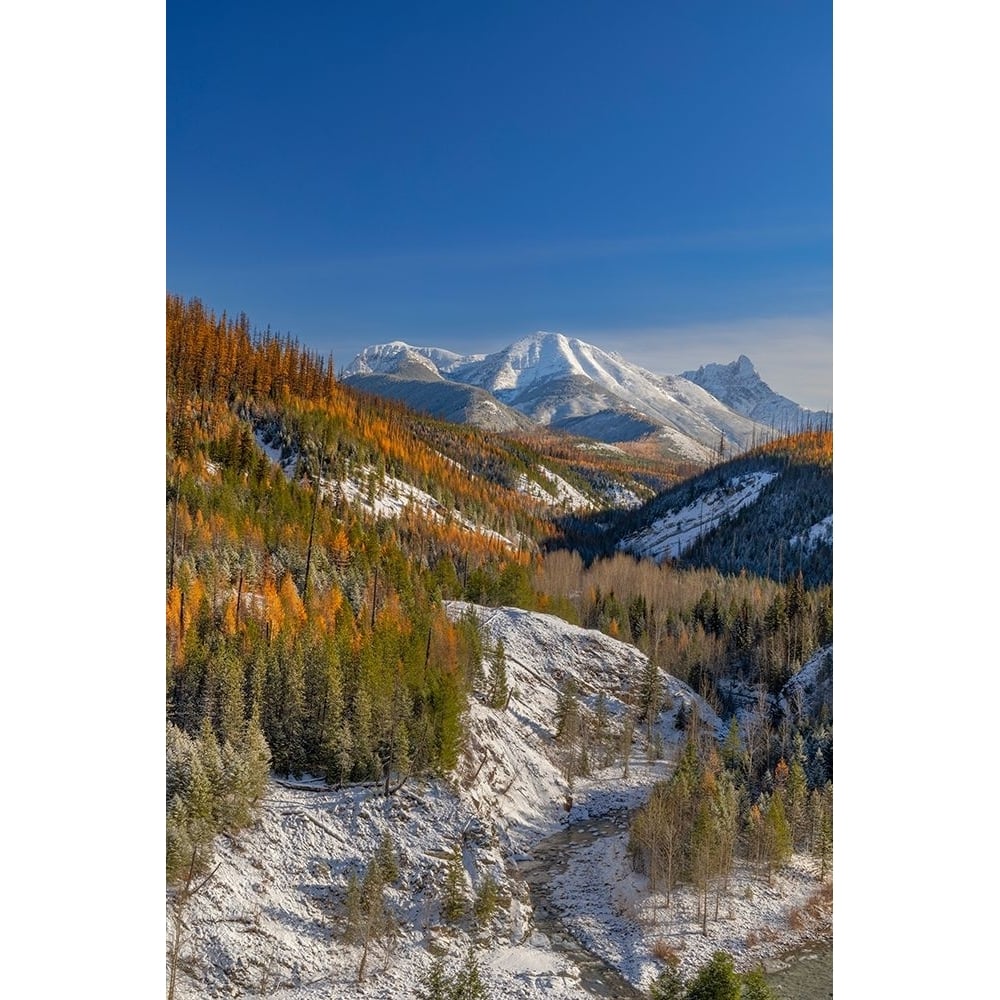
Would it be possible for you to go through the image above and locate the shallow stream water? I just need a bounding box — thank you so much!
[764,943,833,999]
[519,811,645,998]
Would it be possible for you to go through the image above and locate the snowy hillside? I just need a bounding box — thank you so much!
[254,430,522,547]
[446,602,723,847]
[789,514,833,554]
[602,431,833,585]
[344,368,536,434]
[617,471,778,561]
[169,607,830,999]
[514,466,597,512]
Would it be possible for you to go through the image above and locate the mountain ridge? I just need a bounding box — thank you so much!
[682,355,830,432]
[346,332,821,463]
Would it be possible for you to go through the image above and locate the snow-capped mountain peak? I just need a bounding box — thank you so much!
[345,333,824,461]
[344,341,469,378]
[682,355,829,431]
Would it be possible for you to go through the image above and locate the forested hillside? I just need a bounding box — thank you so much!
[166,295,833,999]
[168,301,489,880]
[165,295,684,879]
[558,431,833,587]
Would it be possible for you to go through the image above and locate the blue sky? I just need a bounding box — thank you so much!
[168,1,831,408]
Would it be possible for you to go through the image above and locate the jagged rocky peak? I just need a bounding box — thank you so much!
[682,355,829,428]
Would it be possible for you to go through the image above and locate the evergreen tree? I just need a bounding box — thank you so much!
[243,715,272,805]
[649,964,686,1000]
[685,951,741,1000]
[355,860,394,982]
[740,965,775,1000]
[417,958,450,1000]
[442,844,468,923]
[457,605,485,688]
[785,757,809,849]
[764,792,793,879]
[810,784,833,879]
[637,656,661,735]
[473,874,500,925]
[721,717,742,772]
[343,869,363,944]
[375,832,400,884]
[452,946,489,1000]
[332,720,353,787]
[486,638,510,709]
[554,677,581,741]
[553,676,583,786]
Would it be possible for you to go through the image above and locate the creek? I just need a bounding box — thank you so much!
[519,810,645,998]
[519,810,832,999]
[764,943,833,999]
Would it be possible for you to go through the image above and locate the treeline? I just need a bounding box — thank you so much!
[168,538,486,781]
[535,551,832,700]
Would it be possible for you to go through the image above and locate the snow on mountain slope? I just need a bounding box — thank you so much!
[452,334,764,452]
[789,514,833,553]
[254,430,520,548]
[170,607,831,999]
[779,643,833,723]
[168,605,722,999]
[345,369,537,432]
[447,603,723,847]
[336,466,519,547]
[513,466,596,512]
[345,341,471,377]
[617,471,778,561]
[682,355,831,431]
[345,333,775,458]
[453,333,637,396]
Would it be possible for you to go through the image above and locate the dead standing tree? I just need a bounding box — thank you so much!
[167,848,221,1000]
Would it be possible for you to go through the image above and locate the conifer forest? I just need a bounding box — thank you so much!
[166,296,832,1000]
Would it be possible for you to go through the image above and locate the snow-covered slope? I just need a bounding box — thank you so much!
[789,514,833,554]
[255,430,521,548]
[682,355,830,432]
[618,471,779,561]
[346,341,472,378]
[169,607,831,999]
[448,603,722,846]
[513,466,597,512]
[346,334,778,460]
[606,435,832,585]
[344,348,537,433]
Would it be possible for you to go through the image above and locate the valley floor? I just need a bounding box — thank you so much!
[168,770,830,999]
[167,606,831,999]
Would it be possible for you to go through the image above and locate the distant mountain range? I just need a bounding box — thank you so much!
[345,333,829,464]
